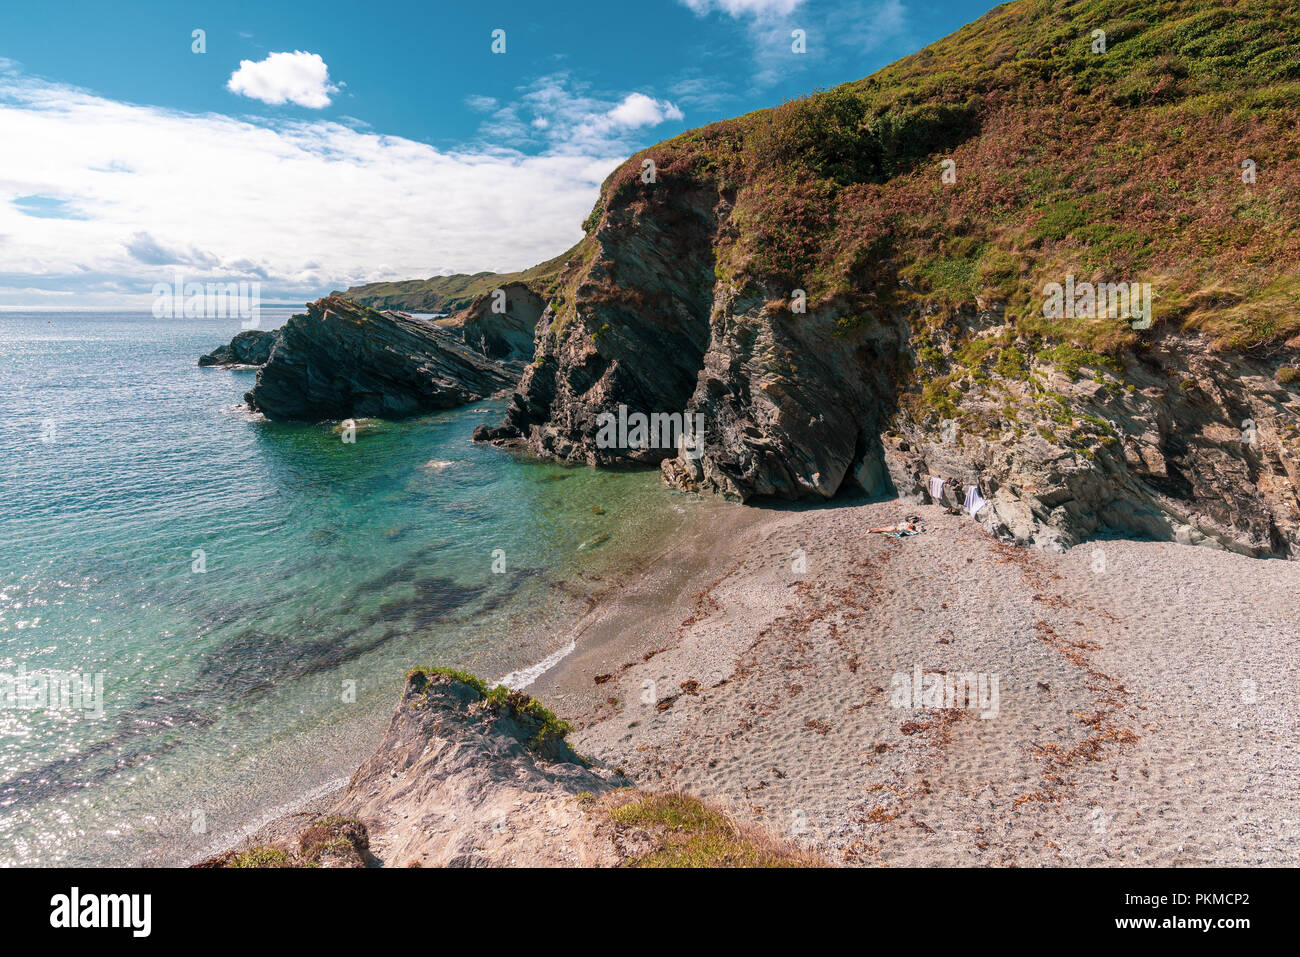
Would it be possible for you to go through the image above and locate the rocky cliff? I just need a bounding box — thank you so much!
[242,296,521,421]
[197,328,280,367]
[443,281,544,362]
[477,0,1300,557]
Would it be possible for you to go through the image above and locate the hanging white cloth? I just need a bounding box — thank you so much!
[928,475,945,500]
[964,485,988,517]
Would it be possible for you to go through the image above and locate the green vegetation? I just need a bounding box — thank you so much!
[336,243,581,313]
[602,792,822,868]
[592,0,1300,360]
[225,846,293,868]
[1033,343,1122,380]
[406,666,574,748]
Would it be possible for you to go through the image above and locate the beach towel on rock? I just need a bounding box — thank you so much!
[964,485,988,518]
[928,475,946,500]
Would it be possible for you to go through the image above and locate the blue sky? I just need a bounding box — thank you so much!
[0,0,1001,307]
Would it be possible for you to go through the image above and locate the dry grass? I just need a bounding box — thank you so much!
[595,790,826,868]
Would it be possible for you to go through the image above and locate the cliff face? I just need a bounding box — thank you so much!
[447,281,545,362]
[244,297,520,421]
[479,0,1300,556]
[203,670,821,867]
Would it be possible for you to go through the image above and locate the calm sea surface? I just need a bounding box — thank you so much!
[0,310,694,865]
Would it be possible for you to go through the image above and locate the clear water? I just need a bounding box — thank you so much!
[0,310,693,866]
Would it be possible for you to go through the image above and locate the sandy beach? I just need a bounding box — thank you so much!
[211,491,1299,868]
[525,497,1300,866]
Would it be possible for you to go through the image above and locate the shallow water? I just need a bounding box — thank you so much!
[0,310,695,865]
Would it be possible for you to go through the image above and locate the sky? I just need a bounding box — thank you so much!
[0,0,1001,308]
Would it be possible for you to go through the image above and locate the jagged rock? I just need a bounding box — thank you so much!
[448,281,544,362]
[197,328,281,367]
[485,181,719,468]
[873,330,1300,556]
[473,3,1300,557]
[243,296,521,421]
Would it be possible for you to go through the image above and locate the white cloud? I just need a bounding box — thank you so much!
[226,51,339,109]
[476,75,684,155]
[679,0,806,17]
[608,93,685,128]
[0,65,629,306]
[464,94,498,113]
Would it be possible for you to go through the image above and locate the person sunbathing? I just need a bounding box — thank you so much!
[869,517,921,536]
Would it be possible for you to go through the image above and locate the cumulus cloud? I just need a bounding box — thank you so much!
[0,66,629,306]
[607,92,685,128]
[226,51,339,109]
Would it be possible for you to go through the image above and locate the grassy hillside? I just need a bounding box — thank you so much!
[334,244,579,313]
[588,0,1299,358]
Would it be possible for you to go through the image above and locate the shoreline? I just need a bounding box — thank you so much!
[187,484,765,865]
[211,492,1300,867]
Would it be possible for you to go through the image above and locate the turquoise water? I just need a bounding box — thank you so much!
[0,311,691,866]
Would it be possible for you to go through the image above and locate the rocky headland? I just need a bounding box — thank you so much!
[449,0,1300,558]
[201,296,524,421]
[197,328,280,367]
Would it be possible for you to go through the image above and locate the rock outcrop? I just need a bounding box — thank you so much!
[876,321,1300,556]
[328,670,622,867]
[200,669,822,868]
[474,0,1300,558]
[243,297,521,421]
[476,179,720,465]
[197,328,281,367]
[445,281,544,362]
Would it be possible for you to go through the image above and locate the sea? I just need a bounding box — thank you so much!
[0,308,696,866]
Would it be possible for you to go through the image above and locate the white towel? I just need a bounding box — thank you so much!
[964,485,988,517]
[927,475,945,500]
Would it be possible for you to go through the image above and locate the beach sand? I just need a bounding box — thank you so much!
[533,497,1300,866]
[216,494,1298,867]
